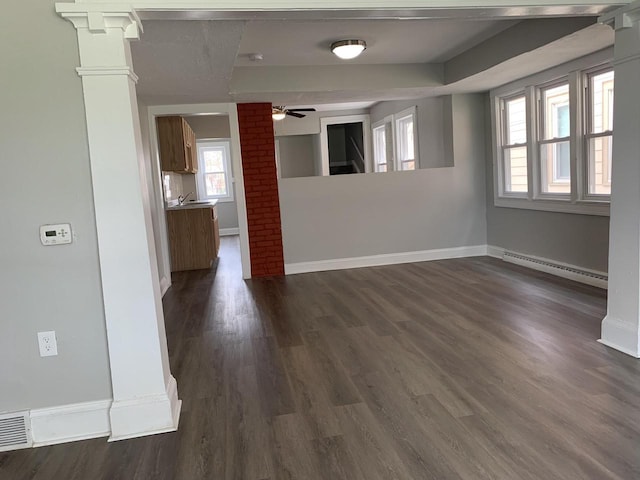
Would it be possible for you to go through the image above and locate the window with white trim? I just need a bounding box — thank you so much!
[371,107,418,173]
[372,124,388,172]
[539,81,571,195]
[586,69,614,196]
[501,94,528,194]
[196,140,234,202]
[492,57,614,216]
[395,109,417,171]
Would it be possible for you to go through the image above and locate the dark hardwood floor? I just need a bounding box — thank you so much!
[3,237,640,479]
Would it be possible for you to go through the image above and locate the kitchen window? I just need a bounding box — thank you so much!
[491,54,613,216]
[196,140,234,202]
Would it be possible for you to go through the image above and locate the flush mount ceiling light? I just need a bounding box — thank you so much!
[331,40,367,60]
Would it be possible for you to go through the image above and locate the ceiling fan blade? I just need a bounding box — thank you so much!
[286,111,306,118]
[288,108,316,112]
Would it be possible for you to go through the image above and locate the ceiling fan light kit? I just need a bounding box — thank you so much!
[331,39,367,60]
[272,106,317,121]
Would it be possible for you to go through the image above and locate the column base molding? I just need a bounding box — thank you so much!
[599,315,640,358]
[108,375,182,442]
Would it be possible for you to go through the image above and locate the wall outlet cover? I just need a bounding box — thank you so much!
[37,331,58,357]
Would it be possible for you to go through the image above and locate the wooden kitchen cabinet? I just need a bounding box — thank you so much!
[156,116,198,174]
[166,206,219,272]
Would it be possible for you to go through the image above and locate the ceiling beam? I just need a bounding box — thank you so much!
[230,64,443,97]
[444,16,599,84]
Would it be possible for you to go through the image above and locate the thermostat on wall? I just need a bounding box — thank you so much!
[40,223,72,246]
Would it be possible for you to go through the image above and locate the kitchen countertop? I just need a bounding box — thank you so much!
[166,199,218,211]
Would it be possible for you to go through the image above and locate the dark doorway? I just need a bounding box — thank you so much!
[327,122,365,175]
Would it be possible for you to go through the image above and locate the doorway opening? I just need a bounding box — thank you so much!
[145,104,251,296]
[319,114,372,176]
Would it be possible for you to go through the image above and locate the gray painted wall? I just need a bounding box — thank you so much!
[279,94,487,264]
[370,96,454,169]
[0,0,112,412]
[483,96,610,272]
[277,135,316,178]
[182,115,239,230]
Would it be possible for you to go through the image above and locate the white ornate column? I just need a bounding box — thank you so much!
[599,1,640,357]
[56,5,181,439]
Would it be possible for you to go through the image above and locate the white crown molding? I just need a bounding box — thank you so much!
[599,0,640,30]
[285,245,488,275]
[56,5,142,39]
[30,400,112,447]
[108,375,181,442]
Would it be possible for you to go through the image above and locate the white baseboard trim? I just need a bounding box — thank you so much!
[599,315,640,357]
[219,227,239,236]
[486,245,505,259]
[488,245,608,289]
[30,399,111,447]
[285,245,488,275]
[160,276,171,297]
[108,375,182,442]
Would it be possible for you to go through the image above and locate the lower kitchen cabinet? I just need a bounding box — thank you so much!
[167,206,219,272]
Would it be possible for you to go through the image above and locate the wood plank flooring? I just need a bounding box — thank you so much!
[3,237,640,479]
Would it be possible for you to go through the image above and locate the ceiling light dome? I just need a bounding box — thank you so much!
[331,40,366,60]
[272,107,286,121]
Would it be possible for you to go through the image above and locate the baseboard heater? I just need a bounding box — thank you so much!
[501,250,608,290]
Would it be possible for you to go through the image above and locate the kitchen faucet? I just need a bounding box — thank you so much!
[178,192,193,206]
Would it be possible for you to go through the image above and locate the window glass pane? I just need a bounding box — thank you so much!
[503,146,528,193]
[590,70,614,134]
[203,149,224,172]
[542,83,570,140]
[396,115,414,161]
[588,135,612,195]
[402,161,415,171]
[205,173,227,196]
[540,140,571,193]
[505,96,526,145]
[373,126,386,171]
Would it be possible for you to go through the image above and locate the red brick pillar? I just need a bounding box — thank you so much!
[236,103,285,277]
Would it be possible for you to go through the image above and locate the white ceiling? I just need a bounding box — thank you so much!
[235,19,517,66]
[132,16,613,107]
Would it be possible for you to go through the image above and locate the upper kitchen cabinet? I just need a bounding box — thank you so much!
[156,116,198,174]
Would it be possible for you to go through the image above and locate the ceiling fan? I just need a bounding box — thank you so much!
[272,106,316,120]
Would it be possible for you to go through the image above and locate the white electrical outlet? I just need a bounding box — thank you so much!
[37,331,58,357]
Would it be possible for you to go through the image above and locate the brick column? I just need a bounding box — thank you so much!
[236,103,285,277]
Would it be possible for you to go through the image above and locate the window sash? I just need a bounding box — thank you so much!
[372,125,387,172]
[196,140,234,201]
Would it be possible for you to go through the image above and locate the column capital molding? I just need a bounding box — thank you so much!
[56,3,142,39]
[599,0,640,31]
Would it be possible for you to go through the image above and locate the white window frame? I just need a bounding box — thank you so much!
[393,106,419,171]
[372,117,394,173]
[371,108,419,174]
[196,139,234,202]
[491,49,612,216]
[499,92,528,197]
[584,65,614,200]
[537,78,571,198]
